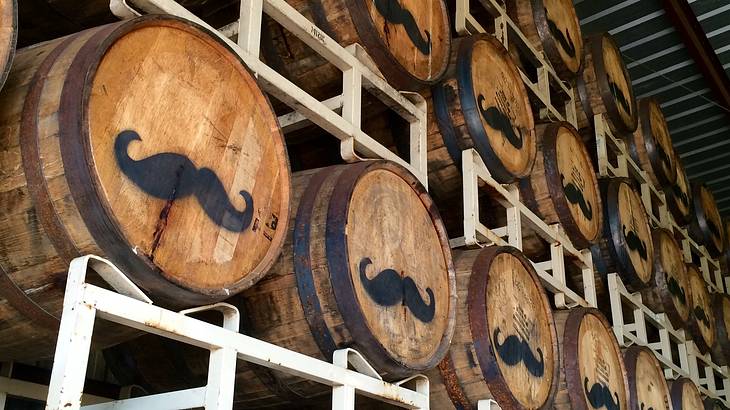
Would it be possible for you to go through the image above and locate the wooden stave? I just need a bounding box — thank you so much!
[686,264,716,355]
[670,377,704,410]
[689,183,725,257]
[711,292,730,366]
[623,346,671,410]
[519,121,603,250]
[627,98,678,189]
[640,228,692,330]
[506,0,583,79]
[428,246,559,410]
[576,33,638,135]
[665,157,693,227]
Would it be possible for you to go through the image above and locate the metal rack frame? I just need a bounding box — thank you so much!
[110,0,429,187]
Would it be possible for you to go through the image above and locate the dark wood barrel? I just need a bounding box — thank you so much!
[591,178,655,293]
[428,34,536,200]
[627,98,678,189]
[17,0,238,47]
[0,15,290,361]
[689,183,725,256]
[640,228,692,330]
[506,0,583,79]
[427,246,559,409]
[624,346,671,410]
[553,307,630,410]
[0,0,14,91]
[519,122,603,249]
[670,377,704,410]
[576,33,638,135]
[711,292,730,366]
[665,157,693,226]
[262,0,451,95]
[686,264,716,354]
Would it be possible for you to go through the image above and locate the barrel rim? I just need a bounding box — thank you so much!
[529,0,583,77]
[664,158,693,226]
[456,34,537,183]
[691,183,725,256]
[686,263,716,354]
[623,345,671,410]
[588,32,638,134]
[633,98,677,188]
[541,121,603,249]
[345,0,452,90]
[711,292,730,366]
[651,227,691,329]
[670,377,701,410]
[467,245,559,410]
[562,307,630,410]
[58,14,291,306]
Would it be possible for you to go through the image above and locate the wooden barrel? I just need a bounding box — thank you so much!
[640,228,692,330]
[711,292,730,365]
[0,0,14,91]
[519,122,603,250]
[576,33,638,135]
[262,0,451,96]
[670,377,704,410]
[665,157,693,226]
[0,15,290,360]
[705,397,730,410]
[689,183,725,256]
[553,307,630,410]
[428,34,536,200]
[427,246,559,409]
[627,98,678,189]
[686,264,716,354]
[591,178,655,293]
[506,0,583,79]
[623,346,671,410]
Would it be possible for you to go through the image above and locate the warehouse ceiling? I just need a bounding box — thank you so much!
[574,0,730,216]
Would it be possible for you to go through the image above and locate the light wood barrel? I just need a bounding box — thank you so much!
[519,122,603,249]
[0,0,14,91]
[627,98,678,189]
[429,34,536,200]
[670,377,704,410]
[665,157,693,226]
[640,228,692,330]
[428,246,559,409]
[0,15,290,361]
[576,33,638,135]
[711,292,730,366]
[624,346,671,410]
[689,183,725,256]
[553,307,630,410]
[687,264,716,354]
[262,0,451,95]
[591,178,655,293]
[507,0,583,78]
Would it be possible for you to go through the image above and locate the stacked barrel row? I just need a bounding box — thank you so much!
[0,0,728,409]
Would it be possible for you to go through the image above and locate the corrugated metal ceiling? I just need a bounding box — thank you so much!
[574,0,730,215]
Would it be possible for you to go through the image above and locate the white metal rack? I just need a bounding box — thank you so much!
[110,0,429,187]
[39,255,429,410]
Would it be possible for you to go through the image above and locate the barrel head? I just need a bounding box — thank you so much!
[691,183,725,256]
[665,158,692,226]
[711,293,730,366]
[687,264,716,354]
[631,98,677,188]
[624,346,671,410]
[536,0,583,76]
[671,377,704,410]
[653,228,691,328]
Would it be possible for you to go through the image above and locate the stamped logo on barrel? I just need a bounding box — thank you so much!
[618,183,653,282]
[543,0,582,73]
[634,349,670,410]
[602,36,635,129]
[579,314,627,410]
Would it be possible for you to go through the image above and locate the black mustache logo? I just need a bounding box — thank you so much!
[667,276,687,306]
[546,12,576,58]
[641,403,654,410]
[561,174,593,220]
[609,79,632,117]
[623,225,648,261]
[584,378,621,410]
[694,305,710,327]
[707,219,722,240]
[493,327,545,377]
[373,0,431,55]
[656,144,672,173]
[114,130,254,232]
[478,95,524,149]
[672,183,690,208]
[358,257,435,323]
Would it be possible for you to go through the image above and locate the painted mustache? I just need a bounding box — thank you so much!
[478,95,524,149]
[114,130,254,233]
[493,327,545,377]
[358,257,435,323]
[672,183,690,209]
[694,305,710,327]
[623,225,648,261]
[561,174,593,220]
[667,275,687,306]
[707,219,722,240]
[609,79,632,117]
[373,0,431,55]
[641,404,654,410]
[584,378,621,410]
[546,12,576,58]
[656,144,672,173]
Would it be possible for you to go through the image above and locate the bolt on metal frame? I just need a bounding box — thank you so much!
[41,255,430,410]
[110,0,429,187]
